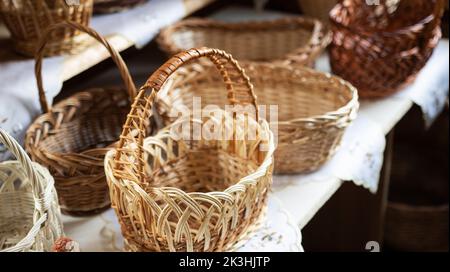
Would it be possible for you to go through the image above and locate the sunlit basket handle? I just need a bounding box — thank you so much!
[35,20,137,113]
[114,47,258,179]
[0,128,43,203]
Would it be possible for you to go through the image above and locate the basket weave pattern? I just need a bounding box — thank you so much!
[105,48,274,252]
[94,0,147,13]
[0,129,63,252]
[158,17,331,67]
[156,64,358,174]
[0,0,93,57]
[329,0,445,98]
[25,21,136,216]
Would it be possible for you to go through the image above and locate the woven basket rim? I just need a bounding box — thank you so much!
[158,17,332,65]
[248,64,359,126]
[105,117,275,196]
[329,1,440,37]
[26,87,127,159]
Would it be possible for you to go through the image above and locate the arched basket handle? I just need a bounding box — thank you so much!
[35,20,137,113]
[114,47,258,181]
[0,128,42,203]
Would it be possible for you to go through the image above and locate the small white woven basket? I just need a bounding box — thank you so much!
[0,128,63,252]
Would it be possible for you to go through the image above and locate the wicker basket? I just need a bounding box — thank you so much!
[298,0,337,21]
[25,21,137,216]
[329,0,445,98]
[157,17,331,67]
[94,0,147,14]
[105,48,275,252]
[385,110,449,252]
[156,63,358,174]
[385,146,449,251]
[0,128,63,252]
[0,0,93,57]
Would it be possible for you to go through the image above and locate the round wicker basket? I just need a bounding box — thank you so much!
[158,17,331,67]
[25,21,137,216]
[329,0,445,98]
[0,0,93,57]
[0,128,63,252]
[156,63,359,174]
[105,47,275,252]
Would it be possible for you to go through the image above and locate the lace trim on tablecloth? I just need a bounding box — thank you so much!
[330,116,386,193]
[394,41,449,128]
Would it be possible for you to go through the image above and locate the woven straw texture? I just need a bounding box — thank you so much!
[156,63,358,174]
[105,47,275,252]
[93,0,147,14]
[298,0,337,21]
[25,21,136,216]
[158,17,331,67]
[0,129,63,252]
[0,0,93,57]
[329,0,445,98]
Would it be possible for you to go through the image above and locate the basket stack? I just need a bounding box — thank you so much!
[156,63,358,174]
[329,0,445,98]
[105,48,275,252]
[93,0,147,13]
[158,17,331,67]
[25,21,137,216]
[0,0,93,57]
[0,129,63,252]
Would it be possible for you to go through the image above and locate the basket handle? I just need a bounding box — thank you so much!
[0,129,43,203]
[114,47,257,179]
[35,21,137,113]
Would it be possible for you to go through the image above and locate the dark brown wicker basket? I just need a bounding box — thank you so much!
[385,111,449,252]
[94,0,147,14]
[329,0,445,98]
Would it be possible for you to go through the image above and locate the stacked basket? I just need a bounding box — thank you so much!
[329,0,445,98]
